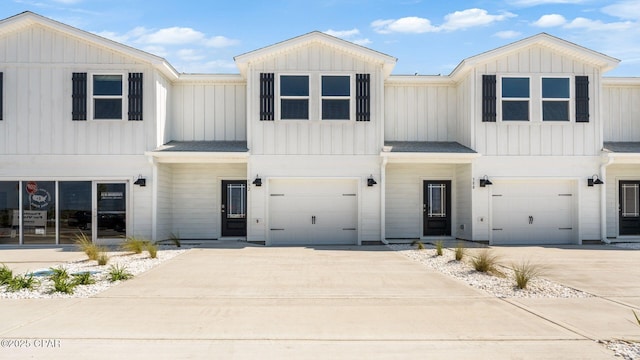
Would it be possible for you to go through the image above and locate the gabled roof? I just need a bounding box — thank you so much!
[0,11,179,80]
[234,31,397,78]
[450,33,620,80]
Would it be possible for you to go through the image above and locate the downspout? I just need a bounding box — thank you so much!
[380,156,389,245]
[600,154,614,243]
[149,156,158,242]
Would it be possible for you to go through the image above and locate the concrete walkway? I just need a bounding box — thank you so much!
[0,243,637,359]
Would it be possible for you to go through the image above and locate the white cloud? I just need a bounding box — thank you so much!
[602,0,640,20]
[206,36,239,48]
[507,0,586,6]
[139,27,206,45]
[372,17,437,34]
[325,28,360,38]
[353,38,372,46]
[176,49,205,62]
[140,45,168,58]
[52,0,83,4]
[564,17,635,31]
[440,9,516,31]
[532,14,567,27]
[494,30,522,39]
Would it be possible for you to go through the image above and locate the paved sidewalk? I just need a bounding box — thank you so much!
[0,244,637,359]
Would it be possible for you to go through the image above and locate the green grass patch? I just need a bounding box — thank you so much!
[169,232,181,248]
[454,242,466,261]
[121,237,147,254]
[412,240,425,250]
[75,233,100,260]
[6,273,40,292]
[145,242,158,259]
[107,264,133,282]
[511,260,545,289]
[97,252,109,266]
[50,277,76,294]
[72,272,95,286]
[434,240,444,256]
[471,249,501,275]
[47,267,70,282]
[0,264,13,285]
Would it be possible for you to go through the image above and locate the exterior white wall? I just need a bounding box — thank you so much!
[472,156,602,243]
[248,155,381,243]
[155,163,173,241]
[168,163,246,239]
[0,25,161,155]
[602,83,640,141]
[456,76,473,148]
[455,164,473,240]
[248,43,384,156]
[384,81,457,142]
[471,45,602,156]
[170,79,246,142]
[605,164,640,240]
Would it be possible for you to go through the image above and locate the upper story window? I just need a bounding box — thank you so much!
[501,77,530,121]
[93,75,123,120]
[542,77,570,121]
[322,75,350,120]
[280,75,309,120]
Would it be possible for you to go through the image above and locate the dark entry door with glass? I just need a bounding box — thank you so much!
[620,181,640,235]
[221,180,247,237]
[97,183,127,239]
[423,180,452,236]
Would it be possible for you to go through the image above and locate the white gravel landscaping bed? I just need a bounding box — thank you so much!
[0,246,188,299]
[388,244,590,298]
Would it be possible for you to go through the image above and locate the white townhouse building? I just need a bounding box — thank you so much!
[0,11,639,247]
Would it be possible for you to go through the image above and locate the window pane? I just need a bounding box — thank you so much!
[0,181,19,245]
[280,76,309,96]
[59,181,92,244]
[542,78,569,98]
[322,76,350,96]
[93,75,122,96]
[227,184,246,219]
[622,184,639,217]
[322,99,350,119]
[94,99,122,119]
[281,99,308,119]
[428,184,446,217]
[502,78,529,98]
[502,100,529,121]
[23,181,56,244]
[97,183,126,239]
[543,101,569,121]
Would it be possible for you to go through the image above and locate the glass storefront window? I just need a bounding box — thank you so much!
[97,183,126,239]
[23,181,56,244]
[0,182,19,245]
[59,181,92,244]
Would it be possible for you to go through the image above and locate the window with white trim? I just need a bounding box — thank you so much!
[501,77,529,121]
[321,75,350,120]
[280,75,309,120]
[92,74,124,120]
[542,77,570,121]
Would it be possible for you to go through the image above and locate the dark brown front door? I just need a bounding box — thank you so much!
[423,180,452,236]
[620,181,640,236]
[221,180,247,237]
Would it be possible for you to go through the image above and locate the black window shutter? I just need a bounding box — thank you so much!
[260,73,274,121]
[482,75,496,122]
[0,72,3,121]
[128,72,143,121]
[72,72,87,121]
[575,76,589,123]
[356,73,370,121]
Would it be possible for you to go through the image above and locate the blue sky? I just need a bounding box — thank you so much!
[3,0,640,76]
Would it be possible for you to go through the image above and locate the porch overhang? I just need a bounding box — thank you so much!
[381,141,480,164]
[603,142,640,164]
[146,141,250,164]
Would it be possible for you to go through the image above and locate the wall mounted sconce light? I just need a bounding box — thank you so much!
[588,174,604,187]
[133,175,146,187]
[367,175,377,187]
[252,175,262,187]
[479,175,493,187]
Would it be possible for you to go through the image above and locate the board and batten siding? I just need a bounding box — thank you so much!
[248,43,383,156]
[0,24,159,155]
[170,78,246,142]
[169,163,246,239]
[472,45,602,156]
[155,163,174,241]
[602,82,640,141]
[384,80,457,142]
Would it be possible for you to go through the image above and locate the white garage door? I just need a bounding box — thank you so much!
[269,179,358,245]
[491,180,575,245]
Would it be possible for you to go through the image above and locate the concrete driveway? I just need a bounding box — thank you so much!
[0,243,635,359]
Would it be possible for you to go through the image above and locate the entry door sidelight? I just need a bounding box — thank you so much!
[423,181,452,236]
[620,181,640,236]
[221,180,247,237]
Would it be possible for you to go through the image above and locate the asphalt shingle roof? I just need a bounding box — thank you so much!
[383,141,476,153]
[153,141,249,153]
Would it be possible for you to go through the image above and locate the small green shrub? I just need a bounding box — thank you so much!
[72,272,95,286]
[169,232,181,248]
[412,240,425,250]
[454,242,466,261]
[146,242,158,259]
[75,233,100,260]
[107,264,133,282]
[6,273,40,292]
[121,237,146,254]
[51,277,76,294]
[48,266,70,282]
[0,264,13,285]
[471,249,501,274]
[435,240,444,256]
[511,261,544,289]
[97,252,109,266]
